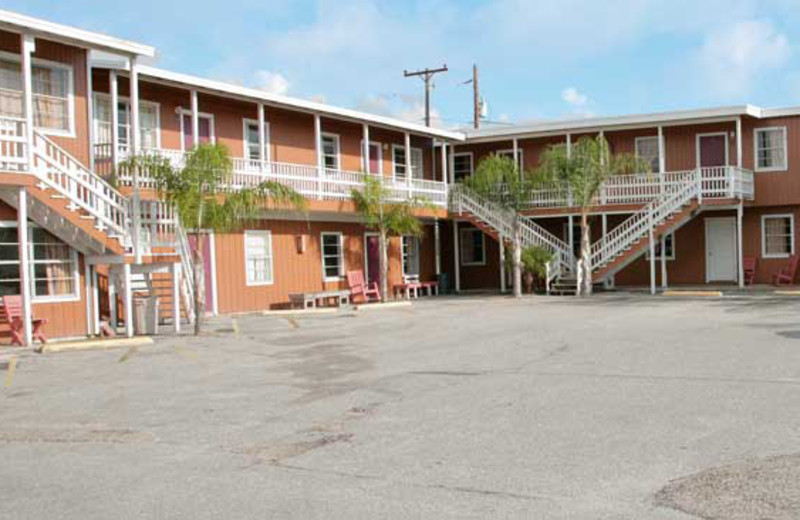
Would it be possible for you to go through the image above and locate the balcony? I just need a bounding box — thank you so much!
[94,144,449,208]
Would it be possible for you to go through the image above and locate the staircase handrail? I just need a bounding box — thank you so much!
[176,223,197,323]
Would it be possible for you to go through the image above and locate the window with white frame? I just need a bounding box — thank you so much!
[0,223,78,300]
[321,134,340,170]
[0,55,73,134]
[460,227,486,266]
[321,232,344,280]
[453,153,473,181]
[754,127,787,171]
[402,236,420,276]
[646,232,675,260]
[244,230,273,285]
[762,214,794,258]
[392,146,424,179]
[93,93,160,152]
[243,119,270,162]
[635,136,661,172]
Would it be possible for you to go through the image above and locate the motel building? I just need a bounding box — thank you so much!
[0,9,797,344]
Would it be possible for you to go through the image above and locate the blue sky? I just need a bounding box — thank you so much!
[8,0,800,128]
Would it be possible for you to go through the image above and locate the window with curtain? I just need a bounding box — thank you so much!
[762,215,794,258]
[393,146,424,179]
[0,57,72,133]
[402,236,420,276]
[0,223,77,299]
[92,94,159,152]
[460,228,486,266]
[244,230,273,285]
[755,128,787,171]
[321,134,340,170]
[635,136,660,172]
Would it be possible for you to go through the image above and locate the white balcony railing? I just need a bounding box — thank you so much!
[94,144,449,207]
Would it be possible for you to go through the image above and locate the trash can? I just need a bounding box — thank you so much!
[133,296,160,335]
[438,272,450,294]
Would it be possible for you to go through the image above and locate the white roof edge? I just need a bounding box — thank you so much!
[0,9,155,57]
[137,66,465,141]
[464,105,771,141]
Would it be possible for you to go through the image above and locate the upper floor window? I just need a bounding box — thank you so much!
[321,133,340,170]
[392,146,423,179]
[0,54,73,135]
[762,214,794,258]
[635,136,661,172]
[244,230,273,285]
[453,153,473,181]
[93,93,160,151]
[754,127,787,172]
[243,119,270,162]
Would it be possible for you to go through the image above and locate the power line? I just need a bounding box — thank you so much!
[403,64,448,127]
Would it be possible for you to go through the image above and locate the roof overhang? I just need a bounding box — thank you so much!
[0,9,155,57]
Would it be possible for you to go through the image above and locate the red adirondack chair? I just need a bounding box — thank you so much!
[773,254,800,286]
[742,256,757,286]
[347,270,381,303]
[3,295,48,346]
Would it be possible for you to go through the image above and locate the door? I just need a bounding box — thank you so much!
[365,234,381,287]
[187,233,216,314]
[182,114,212,150]
[368,143,381,174]
[698,134,728,168]
[706,218,737,282]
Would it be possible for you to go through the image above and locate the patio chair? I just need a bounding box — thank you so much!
[347,270,380,303]
[773,254,800,286]
[742,256,757,286]
[3,295,48,346]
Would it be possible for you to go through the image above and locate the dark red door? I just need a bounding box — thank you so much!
[187,233,214,313]
[183,115,212,150]
[368,144,380,174]
[366,235,381,286]
[699,135,727,167]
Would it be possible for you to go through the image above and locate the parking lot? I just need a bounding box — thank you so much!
[2,294,800,519]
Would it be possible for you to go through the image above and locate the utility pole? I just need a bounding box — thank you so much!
[403,64,448,126]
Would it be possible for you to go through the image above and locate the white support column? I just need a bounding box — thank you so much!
[84,262,92,336]
[453,221,461,293]
[430,137,436,182]
[123,263,133,338]
[17,188,32,346]
[512,138,519,177]
[362,123,370,172]
[91,266,100,335]
[602,214,613,290]
[660,235,668,290]
[448,144,455,185]
[86,54,95,171]
[258,103,266,162]
[649,212,656,295]
[109,273,117,334]
[21,35,35,172]
[314,114,323,198]
[568,215,574,254]
[441,141,448,184]
[434,219,441,276]
[658,125,666,195]
[566,133,572,158]
[110,70,119,168]
[602,214,608,237]
[736,117,743,168]
[737,203,744,288]
[172,262,181,333]
[190,89,199,148]
[130,58,142,264]
[404,131,412,197]
[499,238,506,293]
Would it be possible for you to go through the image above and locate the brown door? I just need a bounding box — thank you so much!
[698,134,727,168]
[365,235,381,286]
[182,115,212,150]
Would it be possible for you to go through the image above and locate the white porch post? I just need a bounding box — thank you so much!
[441,141,448,184]
[130,58,142,264]
[658,125,665,195]
[110,70,119,168]
[123,263,133,338]
[512,138,519,178]
[21,35,35,172]
[362,123,370,172]
[453,221,461,293]
[448,145,455,185]
[17,188,32,346]
[190,89,199,148]
[737,203,744,288]
[172,262,181,333]
[91,266,100,335]
[649,212,656,295]
[87,55,95,171]
[568,215,574,254]
[434,219,441,276]
[109,273,117,334]
[499,237,506,292]
[736,117,743,168]
[84,263,92,336]
[314,114,323,198]
[404,131,412,197]
[258,103,266,163]
[660,235,668,289]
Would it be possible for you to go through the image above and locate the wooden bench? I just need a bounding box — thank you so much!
[289,290,351,309]
[3,295,48,346]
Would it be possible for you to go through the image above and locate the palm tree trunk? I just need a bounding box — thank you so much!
[193,232,206,335]
[379,229,389,302]
[580,211,592,296]
[512,218,523,298]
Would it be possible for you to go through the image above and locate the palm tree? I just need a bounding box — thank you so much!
[463,154,535,298]
[536,136,649,295]
[351,176,428,301]
[125,143,306,334]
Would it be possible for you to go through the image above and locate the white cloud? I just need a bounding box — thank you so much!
[562,87,588,107]
[356,93,443,126]
[691,20,791,98]
[253,70,290,96]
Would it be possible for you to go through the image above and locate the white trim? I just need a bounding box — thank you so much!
[696,132,729,168]
[452,151,474,180]
[761,213,795,259]
[753,126,788,172]
[92,92,161,149]
[459,227,487,266]
[243,117,271,162]
[320,132,341,171]
[321,231,345,281]
[0,50,75,137]
[360,140,382,174]
[243,230,274,286]
[178,109,215,151]
[705,217,738,283]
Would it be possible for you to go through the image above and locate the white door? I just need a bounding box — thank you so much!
[706,217,737,282]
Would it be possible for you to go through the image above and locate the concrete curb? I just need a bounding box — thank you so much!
[774,290,800,295]
[38,336,154,354]
[663,290,724,297]
[262,308,340,316]
[354,301,412,311]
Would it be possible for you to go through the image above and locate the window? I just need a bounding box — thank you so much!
[0,223,78,300]
[453,153,473,181]
[392,146,424,179]
[93,93,160,152]
[321,232,344,280]
[460,228,486,266]
[646,232,675,260]
[244,230,273,285]
[243,119,269,161]
[635,136,661,172]
[402,236,420,276]
[321,133,340,170]
[762,214,794,258]
[754,127,787,172]
[0,54,73,135]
